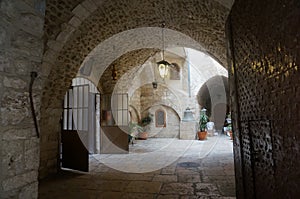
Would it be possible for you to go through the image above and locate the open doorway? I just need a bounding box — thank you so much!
[60,77,100,172]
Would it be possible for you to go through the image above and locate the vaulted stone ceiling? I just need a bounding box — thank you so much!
[42,0,233,109]
[99,48,159,94]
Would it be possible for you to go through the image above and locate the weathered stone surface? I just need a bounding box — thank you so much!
[95,180,129,191]
[39,136,236,197]
[195,183,220,196]
[0,0,19,19]
[25,138,39,170]
[178,173,201,183]
[152,174,178,183]
[125,181,162,193]
[55,24,75,43]
[0,0,44,198]
[3,76,26,89]
[19,12,44,37]
[2,140,25,177]
[122,193,156,199]
[161,166,176,175]
[0,91,30,125]
[68,16,82,28]
[0,25,8,47]
[0,52,9,72]
[81,0,97,13]
[2,170,38,191]
[19,182,38,199]
[157,195,179,199]
[180,121,197,140]
[72,4,90,20]
[160,183,194,195]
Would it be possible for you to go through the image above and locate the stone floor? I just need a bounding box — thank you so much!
[39,135,236,199]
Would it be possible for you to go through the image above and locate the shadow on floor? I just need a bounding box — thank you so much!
[39,135,236,199]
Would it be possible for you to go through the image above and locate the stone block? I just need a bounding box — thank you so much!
[178,173,201,183]
[3,76,26,89]
[157,195,179,199]
[125,181,162,193]
[46,40,64,52]
[72,4,90,20]
[95,181,129,191]
[18,13,44,37]
[68,16,82,28]
[82,0,98,13]
[0,0,19,19]
[55,24,75,43]
[2,170,38,191]
[160,183,194,195]
[180,121,196,140]
[152,174,177,182]
[0,25,8,47]
[161,166,176,175]
[0,90,30,126]
[195,183,220,196]
[19,182,38,199]
[2,128,35,140]
[42,48,57,62]
[25,138,39,170]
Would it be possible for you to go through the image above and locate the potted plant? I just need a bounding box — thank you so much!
[128,121,143,144]
[197,108,208,140]
[225,113,233,140]
[138,113,153,140]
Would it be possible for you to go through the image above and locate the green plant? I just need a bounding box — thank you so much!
[226,113,232,131]
[199,109,209,132]
[128,121,144,137]
[140,113,153,127]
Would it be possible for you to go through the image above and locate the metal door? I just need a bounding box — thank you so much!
[61,85,90,172]
[100,93,129,154]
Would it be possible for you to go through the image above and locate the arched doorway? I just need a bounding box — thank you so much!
[197,76,229,132]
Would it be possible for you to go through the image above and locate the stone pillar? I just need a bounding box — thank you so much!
[0,0,45,198]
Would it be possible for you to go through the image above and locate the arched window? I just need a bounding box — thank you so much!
[170,63,180,80]
[155,109,166,127]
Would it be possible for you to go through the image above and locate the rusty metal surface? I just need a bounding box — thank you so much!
[227,0,300,198]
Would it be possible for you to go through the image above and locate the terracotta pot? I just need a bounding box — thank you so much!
[138,132,148,140]
[229,131,233,140]
[197,131,207,140]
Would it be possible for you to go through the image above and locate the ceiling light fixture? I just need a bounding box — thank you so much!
[157,22,170,79]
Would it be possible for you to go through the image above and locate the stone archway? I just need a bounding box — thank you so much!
[2,0,300,198]
[129,105,140,123]
[40,0,232,180]
[197,75,229,131]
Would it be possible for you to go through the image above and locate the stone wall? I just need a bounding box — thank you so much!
[39,108,61,179]
[120,47,228,139]
[227,0,300,198]
[0,0,45,198]
[147,105,180,138]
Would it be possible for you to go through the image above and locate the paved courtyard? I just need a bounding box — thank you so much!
[39,135,236,199]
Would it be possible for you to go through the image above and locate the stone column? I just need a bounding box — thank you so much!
[0,0,45,198]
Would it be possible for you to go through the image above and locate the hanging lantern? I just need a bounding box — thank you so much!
[157,22,170,79]
[152,81,158,89]
[158,60,170,78]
